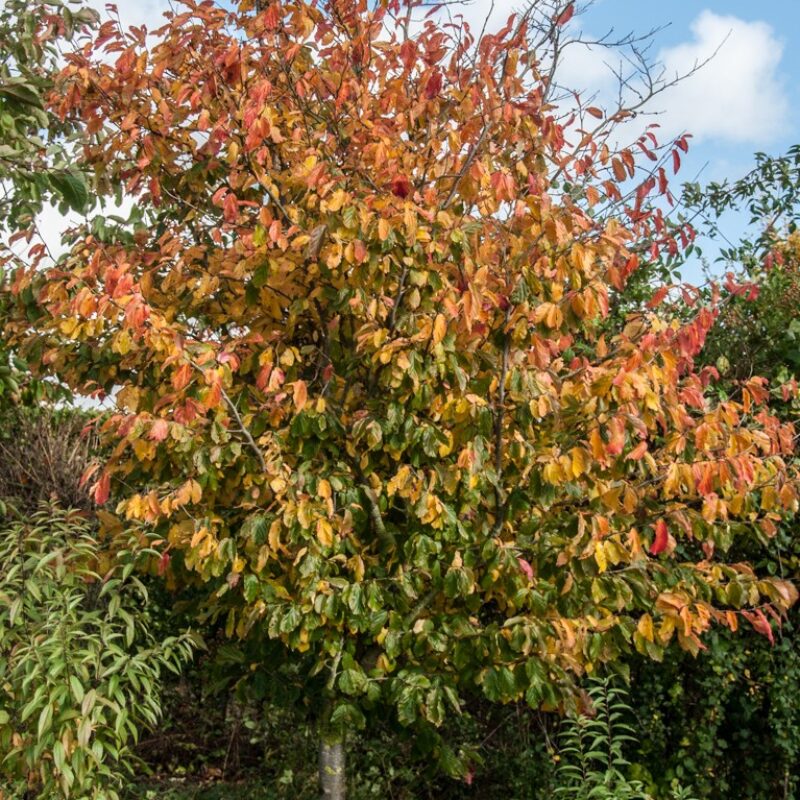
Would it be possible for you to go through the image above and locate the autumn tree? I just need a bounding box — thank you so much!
[4,1,799,796]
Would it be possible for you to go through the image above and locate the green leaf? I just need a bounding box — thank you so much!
[328,701,365,730]
[482,666,517,702]
[0,79,43,108]
[49,171,90,212]
[338,668,367,696]
[37,703,53,739]
[69,675,85,703]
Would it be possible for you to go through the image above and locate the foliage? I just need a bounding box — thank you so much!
[609,153,800,800]
[0,505,195,799]
[701,233,800,388]
[630,621,800,800]
[2,2,798,791]
[683,144,800,274]
[0,0,98,416]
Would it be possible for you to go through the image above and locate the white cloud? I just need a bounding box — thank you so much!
[553,40,616,101]
[654,11,789,144]
[88,0,171,31]
[440,0,520,37]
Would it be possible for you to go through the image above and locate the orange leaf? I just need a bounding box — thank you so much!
[94,472,111,506]
[293,380,308,411]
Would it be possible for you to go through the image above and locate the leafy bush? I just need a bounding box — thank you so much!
[630,621,800,799]
[0,505,195,799]
[554,678,698,800]
[555,678,652,800]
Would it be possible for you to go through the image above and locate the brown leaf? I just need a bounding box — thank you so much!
[305,224,328,260]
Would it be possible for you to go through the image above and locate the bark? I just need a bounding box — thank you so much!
[319,730,346,800]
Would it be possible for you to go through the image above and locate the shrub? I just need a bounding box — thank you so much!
[0,505,194,799]
[0,406,98,513]
[555,678,697,800]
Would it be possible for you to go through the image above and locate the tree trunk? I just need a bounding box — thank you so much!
[319,729,346,800]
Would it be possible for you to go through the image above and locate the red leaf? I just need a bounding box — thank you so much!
[262,4,280,30]
[79,462,100,489]
[672,149,681,174]
[657,167,668,195]
[223,193,238,223]
[650,519,669,555]
[425,69,442,100]
[518,558,534,580]
[743,609,775,645]
[353,239,367,263]
[555,2,575,26]
[391,174,412,199]
[172,363,193,391]
[399,39,417,71]
[149,418,169,442]
[94,472,111,506]
[627,441,648,461]
[158,550,171,576]
[646,285,670,309]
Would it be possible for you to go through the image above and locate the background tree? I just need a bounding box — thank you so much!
[3,1,798,797]
[622,152,800,800]
[0,0,97,410]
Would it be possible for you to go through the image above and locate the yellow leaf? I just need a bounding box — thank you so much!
[570,447,587,477]
[432,314,447,346]
[113,330,132,355]
[268,519,282,552]
[594,541,608,573]
[438,431,454,457]
[387,465,411,496]
[348,555,365,582]
[543,462,562,485]
[316,518,334,547]
[326,189,347,213]
[190,479,202,504]
[637,613,654,642]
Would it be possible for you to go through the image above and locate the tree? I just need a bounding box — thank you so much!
[3,1,798,796]
[0,0,96,230]
[0,0,97,409]
[625,157,800,800]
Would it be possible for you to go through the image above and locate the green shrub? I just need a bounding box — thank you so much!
[555,678,698,800]
[0,505,195,799]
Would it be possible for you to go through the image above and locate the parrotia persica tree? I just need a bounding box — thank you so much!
[4,0,799,794]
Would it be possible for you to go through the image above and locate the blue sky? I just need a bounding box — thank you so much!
[574,1,800,273]
[580,1,800,187]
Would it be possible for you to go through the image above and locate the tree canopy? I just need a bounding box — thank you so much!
[2,0,798,783]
